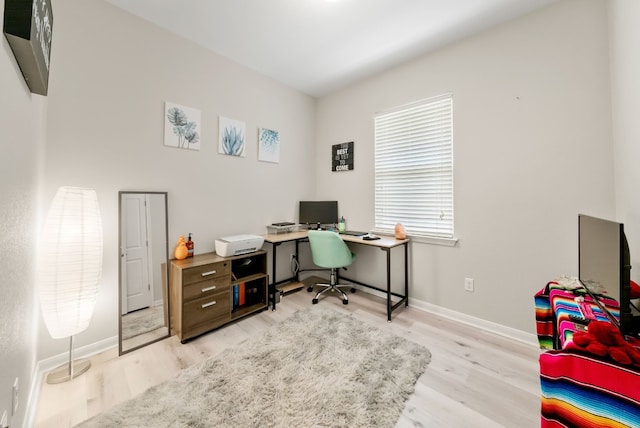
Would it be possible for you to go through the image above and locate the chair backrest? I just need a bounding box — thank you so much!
[307,230,354,269]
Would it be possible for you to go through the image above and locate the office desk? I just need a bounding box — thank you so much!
[263,231,409,321]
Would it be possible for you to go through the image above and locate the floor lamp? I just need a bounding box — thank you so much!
[37,187,103,384]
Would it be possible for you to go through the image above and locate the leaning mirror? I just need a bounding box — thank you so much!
[118,191,170,355]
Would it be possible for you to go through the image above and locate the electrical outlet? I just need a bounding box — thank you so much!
[464,278,474,292]
[12,377,18,416]
[1,410,7,428]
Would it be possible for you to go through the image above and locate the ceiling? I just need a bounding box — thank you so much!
[104,0,558,97]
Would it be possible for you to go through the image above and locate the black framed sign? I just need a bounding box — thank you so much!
[3,0,53,96]
[332,141,354,172]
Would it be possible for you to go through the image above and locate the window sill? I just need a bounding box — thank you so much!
[372,229,458,247]
[408,234,458,247]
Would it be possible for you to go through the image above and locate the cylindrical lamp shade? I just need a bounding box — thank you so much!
[38,187,103,339]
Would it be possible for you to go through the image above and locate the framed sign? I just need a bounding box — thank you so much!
[3,0,53,96]
[332,141,353,172]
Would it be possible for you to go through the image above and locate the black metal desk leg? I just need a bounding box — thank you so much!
[270,242,281,311]
[385,248,392,322]
[404,242,409,307]
[295,239,300,282]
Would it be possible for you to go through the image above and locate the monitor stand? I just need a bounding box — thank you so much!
[304,223,326,230]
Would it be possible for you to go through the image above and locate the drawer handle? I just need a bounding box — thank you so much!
[201,285,217,293]
[201,270,217,277]
[201,301,217,309]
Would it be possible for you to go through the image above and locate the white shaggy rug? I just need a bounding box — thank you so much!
[77,306,431,427]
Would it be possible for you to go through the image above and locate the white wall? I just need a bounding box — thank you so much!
[316,0,615,333]
[0,1,46,425]
[38,0,317,360]
[609,0,640,283]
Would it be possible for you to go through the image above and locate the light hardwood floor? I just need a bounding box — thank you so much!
[34,289,542,427]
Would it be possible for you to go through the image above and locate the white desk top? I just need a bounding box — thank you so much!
[262,230,408,248]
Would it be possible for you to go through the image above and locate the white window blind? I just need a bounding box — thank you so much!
[374,94,454,238]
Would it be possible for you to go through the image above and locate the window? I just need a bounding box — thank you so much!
[374,94,454,239]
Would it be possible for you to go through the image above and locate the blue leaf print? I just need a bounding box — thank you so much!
[222,126,244,156]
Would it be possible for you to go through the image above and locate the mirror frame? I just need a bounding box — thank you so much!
[118,191,170,355]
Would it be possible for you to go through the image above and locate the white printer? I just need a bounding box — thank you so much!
[214,234,264,257]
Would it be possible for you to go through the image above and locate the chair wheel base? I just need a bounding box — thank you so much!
[307,286,314,292]
[312,298,319,304]
[343,299,348,305]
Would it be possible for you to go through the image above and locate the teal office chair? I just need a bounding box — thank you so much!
[306,230,356,305]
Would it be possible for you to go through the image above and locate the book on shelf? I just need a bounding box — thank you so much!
[232,283,247,310]
[239,282,245,306]
[233,284,239,309]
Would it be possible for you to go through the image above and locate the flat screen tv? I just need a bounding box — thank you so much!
[578,214,638,337]
[299,201,338,229]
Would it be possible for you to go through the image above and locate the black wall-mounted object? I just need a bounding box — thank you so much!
[3,0,53,96]
[332,141,354,172]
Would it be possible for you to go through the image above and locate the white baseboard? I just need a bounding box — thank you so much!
[352,284,539,347]
[24,336,118,428]
[408,297,539,347]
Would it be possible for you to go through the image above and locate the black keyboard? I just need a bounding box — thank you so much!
[272,222,295,227]
[341,230,368,236]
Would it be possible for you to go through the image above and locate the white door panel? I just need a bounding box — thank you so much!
[121,194,151,314]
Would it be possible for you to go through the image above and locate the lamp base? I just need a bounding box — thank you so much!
[46,359,91,384]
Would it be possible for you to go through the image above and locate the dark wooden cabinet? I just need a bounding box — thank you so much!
[170,250,268,342]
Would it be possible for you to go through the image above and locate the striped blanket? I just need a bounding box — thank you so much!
[536,280,640,427]
[535,280,619,350]
[540,351,640,427]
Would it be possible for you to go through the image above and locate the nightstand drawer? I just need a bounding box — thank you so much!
[183,276,230,301]
[182,291,231,330]
[182,261,230,285]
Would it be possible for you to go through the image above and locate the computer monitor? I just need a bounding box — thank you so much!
[299,201,338,228]
[578,214,637,336]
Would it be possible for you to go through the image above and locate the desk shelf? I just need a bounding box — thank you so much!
[231,275,268,318]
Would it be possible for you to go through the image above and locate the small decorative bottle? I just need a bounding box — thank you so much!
[186,233,194,258]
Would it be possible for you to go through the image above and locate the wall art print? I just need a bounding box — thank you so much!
[164,102,201,150]
[219,116,246,157]
[258,128,280,163]
[332,141,354,171]
[3,0,53,95]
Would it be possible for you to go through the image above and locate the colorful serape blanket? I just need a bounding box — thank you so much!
[534,278,620,350]
[549,288,620,349]
[540,350,640,427]
[535,278,582,349]
[537,279,640,427]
